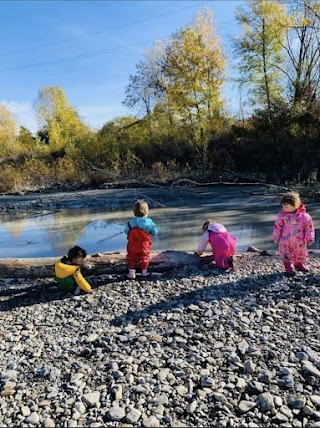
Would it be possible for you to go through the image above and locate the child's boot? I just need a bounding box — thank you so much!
[228,255,238,272]
[127,268,136,279]
[141,268,150,277]
[294,262,309,272]
[284,261,295,276]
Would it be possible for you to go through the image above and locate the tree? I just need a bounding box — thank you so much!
[34,86,88,150]
[0,104,17,154]
[123,42,165,117]
[161,8,226,129]
[234,0,288,111]
[18,126,36,148]
[284,0,320,107]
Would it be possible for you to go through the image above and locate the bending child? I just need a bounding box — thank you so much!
[54,245,93,295]
[124,200,158,279]
[272,191,315,276]
[196,220,237,271]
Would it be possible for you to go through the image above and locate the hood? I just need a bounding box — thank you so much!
[207,223,227,233]
[282,203,306,216]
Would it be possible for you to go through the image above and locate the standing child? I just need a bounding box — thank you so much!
[196,220,237,271]
[124,200,158,279]
[54,246,93,295]
[272,191,315,275]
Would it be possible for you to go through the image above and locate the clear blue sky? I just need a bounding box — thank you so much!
[0,0,243,134]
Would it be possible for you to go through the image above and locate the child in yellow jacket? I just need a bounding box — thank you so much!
[54,246,93,295]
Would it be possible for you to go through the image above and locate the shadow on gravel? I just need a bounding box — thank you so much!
[111,272,320,326]
[0,283,70,311]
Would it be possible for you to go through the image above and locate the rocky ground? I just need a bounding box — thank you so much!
[1,253,320,427]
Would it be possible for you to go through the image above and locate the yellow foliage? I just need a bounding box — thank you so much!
[35,86,88,150]
[0,105,18,155]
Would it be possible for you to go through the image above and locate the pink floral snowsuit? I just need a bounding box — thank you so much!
[196,223,237,269]
[272,204,315,263]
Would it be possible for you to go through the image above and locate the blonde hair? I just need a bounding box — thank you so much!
[133,199,149,217]
[202,219,214,232]
[281,191,301,208]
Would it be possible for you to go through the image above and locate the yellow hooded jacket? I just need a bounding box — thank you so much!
[54,259,91,293]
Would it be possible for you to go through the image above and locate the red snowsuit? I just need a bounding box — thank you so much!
[126,227,152,270]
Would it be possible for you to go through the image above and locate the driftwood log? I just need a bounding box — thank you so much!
[0,251,213,279]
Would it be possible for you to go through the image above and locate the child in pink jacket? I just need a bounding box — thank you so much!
[196,220,237,271]
[272,191,315,276]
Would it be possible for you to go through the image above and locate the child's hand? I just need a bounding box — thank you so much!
[87,289,94,294]
[307,240,315,246]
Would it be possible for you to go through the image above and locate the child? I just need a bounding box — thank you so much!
[124,200,158,279]
[273,191,315,275]
[54,246,93,294]
[196,220,237,271]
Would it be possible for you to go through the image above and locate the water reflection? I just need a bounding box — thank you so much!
[0,189,320,258]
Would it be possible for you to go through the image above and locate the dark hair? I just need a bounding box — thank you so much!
[281,191,301,208]
[68,246,87,261]
[202,219,215,232]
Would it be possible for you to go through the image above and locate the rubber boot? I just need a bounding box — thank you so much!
[294,262,309,272]
[284,261,295,276]
[141,268,150,277]
[127,268,136,279]
[228,255,238,272]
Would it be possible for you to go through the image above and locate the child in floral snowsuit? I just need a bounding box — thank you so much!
[272,191,315,276]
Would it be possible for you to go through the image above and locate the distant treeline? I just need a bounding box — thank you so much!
[0,3,319,193]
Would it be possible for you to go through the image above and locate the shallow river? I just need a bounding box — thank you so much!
[1,186,320,258]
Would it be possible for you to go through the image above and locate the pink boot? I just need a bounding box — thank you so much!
[284,261,295,276]
[294,262,309,272]
[127,268,136,279]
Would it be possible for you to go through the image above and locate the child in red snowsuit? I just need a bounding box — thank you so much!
[196,220,237,271]
[124,200,158,279]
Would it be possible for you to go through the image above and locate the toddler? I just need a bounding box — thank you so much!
[54,245,93,294]
[124,200,158,279]
[273,191,315,275]
[196,220,237,271]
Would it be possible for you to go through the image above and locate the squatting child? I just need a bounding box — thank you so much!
[272,191,315,275]
[124,200,158,279]
[54,245,93,294]
[196,220,237,271]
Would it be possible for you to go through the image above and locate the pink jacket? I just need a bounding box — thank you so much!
[272,204,315,262]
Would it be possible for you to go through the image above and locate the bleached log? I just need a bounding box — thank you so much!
[0,251,210,279]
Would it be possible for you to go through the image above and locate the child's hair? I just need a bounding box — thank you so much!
[133,200,149,217]
[202,219,214,232]
[68,246,87,261]
[281,191,301,208]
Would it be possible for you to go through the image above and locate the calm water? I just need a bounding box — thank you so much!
[1,187,320,258]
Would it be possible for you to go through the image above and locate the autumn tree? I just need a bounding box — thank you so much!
[35,86,88,150]
[0,104,17,155]
[18,126,36,148]
[234,0,288,111]
[161,8,225,129]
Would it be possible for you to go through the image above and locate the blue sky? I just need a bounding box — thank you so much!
[0,0,243,134]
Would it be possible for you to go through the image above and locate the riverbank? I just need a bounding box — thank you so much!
[1,253,320,427]
[1,184,320,258]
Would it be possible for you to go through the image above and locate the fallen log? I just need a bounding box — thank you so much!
[0,251,210,279]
